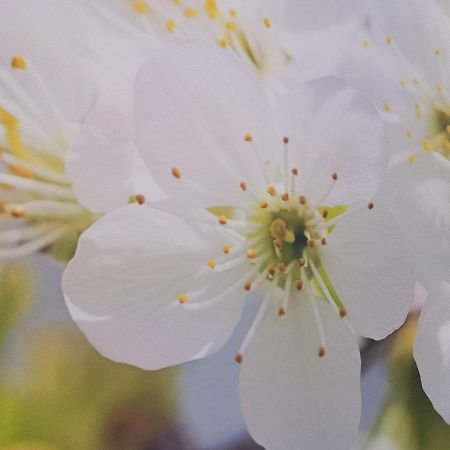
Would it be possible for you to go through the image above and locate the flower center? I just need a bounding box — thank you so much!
[427,101,450,159]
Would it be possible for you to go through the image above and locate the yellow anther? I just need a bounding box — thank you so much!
[229,8,237,17]
[225,21,237,31]
[207,259,217,269]
[259,200,268,209]
[421,138,433,152]
[435,48,441,56]
[266,185,276,196]
[263,17,271,28]
[444,139,450,151]
[219,37,228,48]
[408,153,417,164]
[11,55,27,70]
[185,7,198,17]
[281,193,289,201]
[135,194,146,205]
[246,249,256,259]
[244,133,253,142]
[133,1,150,14]
[171,167,182,179]
[406,129,413,139]
[240,182,247,191]
[362,39,369,47]
[400,79,407,88]
[218,214,228,225]
[9,164,35,179]
[270,217,295,243]
[204,0,219,19]
[166,19,176,32]
[384,103,392,112]
[386,35,393,44]
[178,293,188,304]
[223,243,231,254]
[11,207,25,218]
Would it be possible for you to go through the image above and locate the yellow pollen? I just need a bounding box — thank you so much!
[219,37,228,48]
[259,200,268,209]
[384,103,392,112]
[178,293,188,304]
[223,243,231,254]
[207,259,217,269]
[244,133,253,142]
[421,139,433,152]
[362,39,369,47]
[408,153,417,164]
[406,129,413,139]
[11,55,27,70]
[166,19,176,32]
[246,249,256,259]
[263,17,271,28]
[218,214,228,225]
[266,185,276,196]
[11,207,25,218]
[184,7,198,17]
[435,48,441,56]
[225,21,237,31]
[204,0,219,19]
[171,167,182,179]
[240,182,247,191]
[133,1,150,14]
[386,35,393,44]
[229,8,237,16]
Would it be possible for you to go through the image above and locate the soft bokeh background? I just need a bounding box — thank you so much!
[0,259,447,450]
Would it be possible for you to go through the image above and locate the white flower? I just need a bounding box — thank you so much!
[414,281,450,424]
[0,0,154,261]
[63,43,413,450]
[340,0,450,290]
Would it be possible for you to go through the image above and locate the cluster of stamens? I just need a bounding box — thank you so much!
[165,133,375,363]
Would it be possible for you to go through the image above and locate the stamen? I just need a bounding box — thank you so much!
[207,259,217,269]
[263,17,271,28]
[11,55,27,70]
[223,243,231,254]
[171,167,182,179]
[135,194,146,205]
[178,293,188,304]
[235,285,274,363]
[306,288,327,358]
[218,215,228,225]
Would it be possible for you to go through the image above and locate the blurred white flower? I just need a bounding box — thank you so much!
[414,281,450,424]
[340,0,450,290]
[63,44,413,450]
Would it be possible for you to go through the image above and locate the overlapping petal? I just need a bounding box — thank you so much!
[275,77,388,205]
[414,282,450,424]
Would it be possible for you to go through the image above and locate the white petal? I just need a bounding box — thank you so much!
[414,282,450,424]
[240,296,361,450]
[134,42,278,206]
[320,201,414,340]
[281,0,365,31]
[63,203,230,317]
[275,77,388,205]
[67,99,165,213]
[380,154,450,291]
[67,288,245,370]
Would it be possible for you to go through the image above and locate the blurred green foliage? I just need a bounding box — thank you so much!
[0,266,179,450]
[366,317,450,450]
